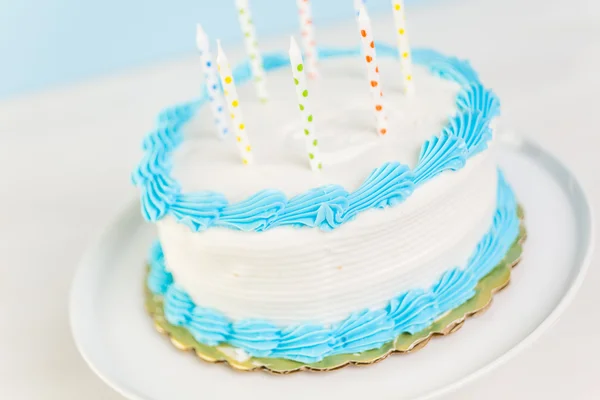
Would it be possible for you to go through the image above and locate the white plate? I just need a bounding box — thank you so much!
[70,135,593,400]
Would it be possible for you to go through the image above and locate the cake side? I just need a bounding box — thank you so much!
[147,171,520,364]
[157,142,497,324]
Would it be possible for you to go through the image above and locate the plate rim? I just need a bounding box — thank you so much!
[69,135,595,400]
[416,133,595,400]
[69,199,150,400]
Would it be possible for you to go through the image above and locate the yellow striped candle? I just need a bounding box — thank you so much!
[289,37,322,171]
[196,24,229,138]
[296,0,318,78]
[391,0,414,95]
[357,5,388,136]
[216,41,253,165]
[235,0,268,102]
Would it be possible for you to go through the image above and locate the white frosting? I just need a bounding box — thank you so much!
[172,58,461,201]
[157,56,499,326]
[158,143,497,325]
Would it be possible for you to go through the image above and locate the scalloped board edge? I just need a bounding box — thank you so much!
[143,206,526,374]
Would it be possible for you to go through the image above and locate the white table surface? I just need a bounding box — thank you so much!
[1,0,598,398]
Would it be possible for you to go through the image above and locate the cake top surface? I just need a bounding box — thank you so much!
[132,45,500,232]
[172,56,461,201]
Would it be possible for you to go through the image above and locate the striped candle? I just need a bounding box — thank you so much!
[296,0,318,78]
[357,5,388,136]
[235,0,268,102]
[196,24,229,138]
[216,41,253,165]
[289,37,322,171]
[391,0,414,95]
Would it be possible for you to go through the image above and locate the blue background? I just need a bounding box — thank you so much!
[1,0,399,99]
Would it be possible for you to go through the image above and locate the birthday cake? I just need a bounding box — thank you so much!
[132,2,525,372]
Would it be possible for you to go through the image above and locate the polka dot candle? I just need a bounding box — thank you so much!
[235,0,268,102]
[216,41,253,165]
[196,24,229,138]
[296,0,318,78]
[354,0,365,18]
[391,0,414,95]
[357,4,388,136]
[289,37,322,171]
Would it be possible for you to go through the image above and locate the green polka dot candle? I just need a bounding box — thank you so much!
[216,41,253,165]
[289,37,322,171]
[235,0,268,102]
[391,0,414,95]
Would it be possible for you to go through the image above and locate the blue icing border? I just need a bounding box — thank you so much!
[148,171,520,363]
[132,44,501,232]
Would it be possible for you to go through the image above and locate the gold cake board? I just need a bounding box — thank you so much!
[145,207,526,374]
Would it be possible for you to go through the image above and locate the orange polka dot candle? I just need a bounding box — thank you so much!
[357,4,388,136]
[235,0,268,103]
[289,37,322,171]
[391,0,414,95]
[216,41,254,165]
[296,0,318,78]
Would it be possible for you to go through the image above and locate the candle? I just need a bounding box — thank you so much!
[289,37,322,171]
[196,24,229,138]
[216,41,254,165]
[296,0,318,78]
[357,5,388,136]
[354,0,365,17]
[235,0,268,102]
[391,0,414,95]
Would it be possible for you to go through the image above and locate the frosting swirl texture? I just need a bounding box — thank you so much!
[149,172,520,363]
